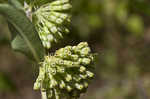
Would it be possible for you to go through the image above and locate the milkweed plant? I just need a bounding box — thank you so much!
[0,0,96,99]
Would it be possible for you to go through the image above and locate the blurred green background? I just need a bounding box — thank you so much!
[1,0,150,99]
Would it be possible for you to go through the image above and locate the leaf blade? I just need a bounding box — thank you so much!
[0,3,45,62]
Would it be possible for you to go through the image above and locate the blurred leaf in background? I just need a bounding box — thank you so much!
[126,15,144,37]
[70,0,150,99]
[0,72,16,92]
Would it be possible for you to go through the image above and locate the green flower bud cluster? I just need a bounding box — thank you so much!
[33,0,72,49]
[34,42,95,99]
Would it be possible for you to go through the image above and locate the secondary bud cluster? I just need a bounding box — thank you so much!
[33,0,72,49]
[34,42,95,99]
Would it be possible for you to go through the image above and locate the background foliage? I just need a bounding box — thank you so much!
[1,0,150,99]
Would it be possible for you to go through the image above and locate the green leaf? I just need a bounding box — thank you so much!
[7,22,18,41]
[8,0,24,10]
[0,3,45,62]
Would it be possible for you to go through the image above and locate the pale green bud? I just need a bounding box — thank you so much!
[73,75,82,82]
[57,66,65,73]
[49,68,56,75]
[79,66,86,73]
[40,35,47,41]
[59,80,66,89]
[57,32,63,38]
[63,60,79,67]
[77,42,88,49]
[47,34,54,42]
[79,58,91,65]
[72,42,89,55]
[79,74,87,79]
[56,18,63,24]
[75,83,84,90]
[50,0,70,6]
[62,4,72,10]
[43,26,50,34]
[50,26,58,33]
[80,47,91,57]
[56,58,64,65]
[45,41,51,49]
[55,48,72,59]
[45,20,53,27]
[70,55,79,61]
[64,28,70,33]
[33,82,41,90]
[49,15,57,22]
[47,4,72,11]
[50,79,58,88]
[86,71,94,78]
[66,85,72,92]
[65,74,72,82]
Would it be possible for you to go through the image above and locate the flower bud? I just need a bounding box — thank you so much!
[79,58,91,65]
[50,0,70,6]
[59,80,66,89]
[34,42,95,99]
[86,71,94,78]
[65,74,72,82]
[75,83,84,90]
[79,66,86,73]
[66,85,72,92]
[33,82,41,90]
[33,0,72,49]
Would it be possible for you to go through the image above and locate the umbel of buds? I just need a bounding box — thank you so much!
[33,0,72,49]
[34,42,95,99]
